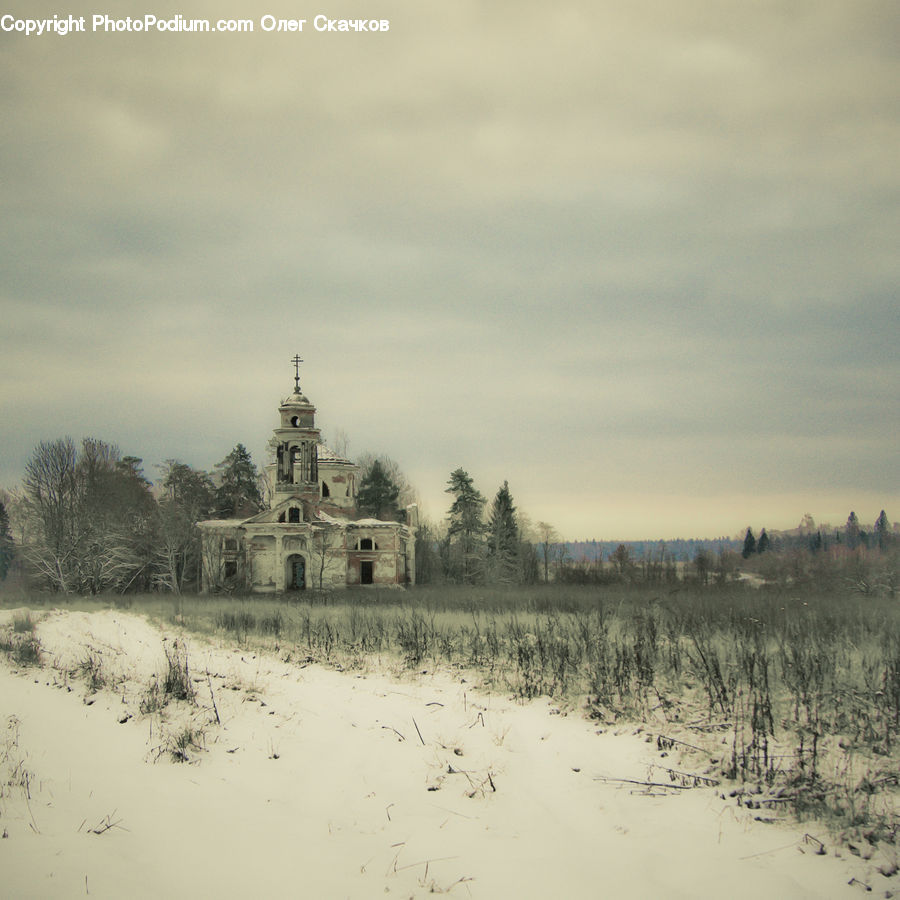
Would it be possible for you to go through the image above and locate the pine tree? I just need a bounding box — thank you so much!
[445,468,486,583]
[486,481,519,583]
[355,454,415,511]
[846,511,861,550]
[163,461,216,518]
[757,528,770,554]
[873,509,891,551]
[693,547,711,585]
[611,544,634,579]
[0,501,14,581]
[741,527,757,559]
[214,444,262,518]
[357,458,401,521]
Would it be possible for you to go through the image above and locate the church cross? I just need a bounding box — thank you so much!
[291,354,303,391]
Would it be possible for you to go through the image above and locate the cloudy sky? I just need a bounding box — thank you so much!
[2,0,897,540]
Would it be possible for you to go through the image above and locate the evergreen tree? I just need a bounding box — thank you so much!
[214,444,262,518]
[846,511,861,550]
[610,544,634,579]
[486,481,519,583]
[757,528,770,554]
[445,468,486,583]
[162,461,216,518]
[355,454,416,511]
[357,458,401,521]
[0,501,14,581]
[874,509,891,551]
[741,527,757,559]
[693,547,711,585]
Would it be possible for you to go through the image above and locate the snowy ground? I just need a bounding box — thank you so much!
[0,608,891,898]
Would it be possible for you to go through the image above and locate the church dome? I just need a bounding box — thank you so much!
[280,388,313,408]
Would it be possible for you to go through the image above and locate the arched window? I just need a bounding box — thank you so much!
[288,507,300,523]
[277,512,285,523]
[322,481,330,498]
[359,538,373,550]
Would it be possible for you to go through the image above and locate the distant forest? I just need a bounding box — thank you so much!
[565,539,739,563]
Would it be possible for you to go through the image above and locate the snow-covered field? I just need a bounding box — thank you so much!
[0,608,889,898]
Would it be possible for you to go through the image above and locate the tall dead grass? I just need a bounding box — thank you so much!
[3,584,899,840]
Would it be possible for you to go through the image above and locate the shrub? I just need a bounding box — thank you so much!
[12,613,34,634]
[162,640,194,702]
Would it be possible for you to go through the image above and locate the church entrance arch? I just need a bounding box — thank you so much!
[285,554,306,590]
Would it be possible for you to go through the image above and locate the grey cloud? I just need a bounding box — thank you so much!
[1,0,897,536]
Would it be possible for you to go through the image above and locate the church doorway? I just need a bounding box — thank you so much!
[286,554,306,590]
[360,561,374,585]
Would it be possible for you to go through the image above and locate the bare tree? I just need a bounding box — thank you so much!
[414,517,445,585]
[23,438,80,591]
[200,529,227,593]
[536,521,559,584]
[552,540,573,581]
[152,461,216,594]
[693,547,712,585]
[327,427,351,458]
[1,487,32,549]
[309,524,342,589]
[22,438,154,593]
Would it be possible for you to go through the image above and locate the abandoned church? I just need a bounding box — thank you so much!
[200,361,416,592]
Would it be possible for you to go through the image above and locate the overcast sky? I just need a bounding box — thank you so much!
[2,1,897,540]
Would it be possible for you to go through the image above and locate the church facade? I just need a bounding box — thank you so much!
[200,366,416,593]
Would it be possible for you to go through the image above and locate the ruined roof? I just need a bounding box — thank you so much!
[315,511,405,529]
[316,444,355,466]
[315,510,349,525]
[352,517,407,528]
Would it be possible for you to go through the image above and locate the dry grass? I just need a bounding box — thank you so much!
[3,583,899,844]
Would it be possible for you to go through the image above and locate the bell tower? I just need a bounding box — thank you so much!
[271,355,321,504]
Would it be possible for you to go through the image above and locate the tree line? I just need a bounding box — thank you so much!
[2,436,895,597]
[412,468,564,586]
[0,437,432,594]
[545,512,896,594]
[741,510,895,557]
[1,437,267,594]
[414,466,897,596]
